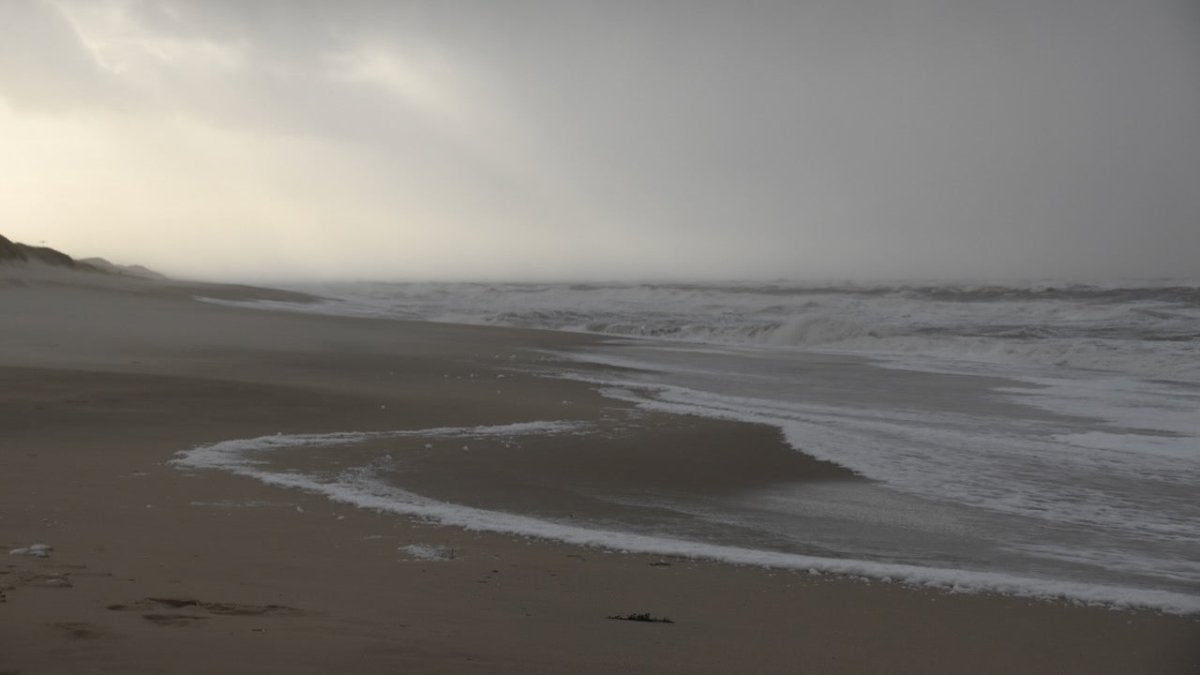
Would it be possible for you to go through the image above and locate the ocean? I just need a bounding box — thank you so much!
[183,280,1200,614]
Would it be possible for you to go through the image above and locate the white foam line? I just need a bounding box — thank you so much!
[175,421,586,471]
[172,426,1200,616]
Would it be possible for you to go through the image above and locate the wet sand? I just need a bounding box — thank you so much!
[1,266,1196,673]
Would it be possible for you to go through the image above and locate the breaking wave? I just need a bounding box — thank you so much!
[201,279,1200,382]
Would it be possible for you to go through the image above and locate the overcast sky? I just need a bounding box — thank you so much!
[1,1,1197,281]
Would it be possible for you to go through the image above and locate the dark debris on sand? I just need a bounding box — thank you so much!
[606,612,675,624]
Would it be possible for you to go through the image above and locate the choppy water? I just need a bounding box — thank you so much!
[192,280,1200,613]
[271,280,1200,382]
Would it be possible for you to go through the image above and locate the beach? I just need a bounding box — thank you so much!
[2,267,1197,674]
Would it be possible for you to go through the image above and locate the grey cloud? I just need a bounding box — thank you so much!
[0,1,124,112]
[4,0,1199,279]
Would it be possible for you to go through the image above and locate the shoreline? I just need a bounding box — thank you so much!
[2,268,1197,673]
[176,424,1200,617]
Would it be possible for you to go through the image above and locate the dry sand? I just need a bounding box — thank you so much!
[1,265,1196,674]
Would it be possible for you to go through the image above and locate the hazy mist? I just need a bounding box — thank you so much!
[2,0,1197,281]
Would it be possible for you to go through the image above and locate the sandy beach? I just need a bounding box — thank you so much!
[1,266,1196,674]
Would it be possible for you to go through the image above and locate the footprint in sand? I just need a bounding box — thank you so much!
[140,613,209,628]
[48,621,104,639]
[107,597,303,627]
